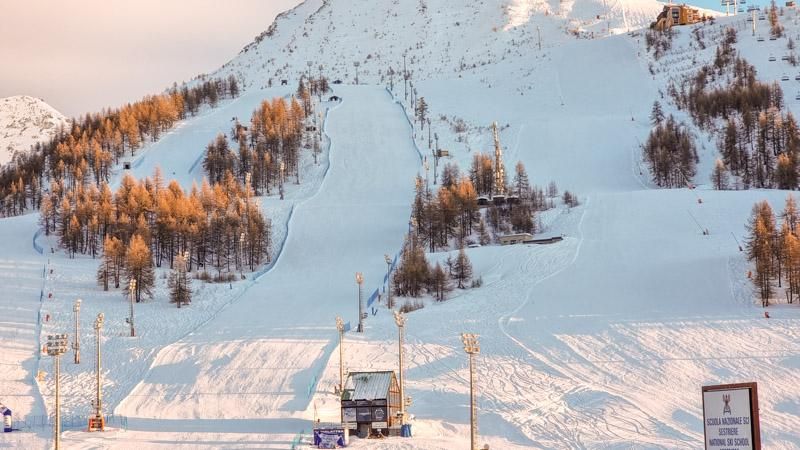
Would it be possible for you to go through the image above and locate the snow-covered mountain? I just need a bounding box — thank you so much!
[214,0,669,90]
[6,1,800,449]
[0,95,67,166]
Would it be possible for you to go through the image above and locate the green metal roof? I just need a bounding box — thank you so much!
[343,371,394,401]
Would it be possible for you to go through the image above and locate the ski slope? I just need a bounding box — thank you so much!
[4,3,800,450]
[111,86,420,434]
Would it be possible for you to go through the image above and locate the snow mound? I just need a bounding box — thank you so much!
[0,95,67,166]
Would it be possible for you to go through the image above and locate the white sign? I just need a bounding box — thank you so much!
[371,421,388,428]
[703,387,754,449]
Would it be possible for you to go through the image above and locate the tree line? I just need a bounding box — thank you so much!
[410,158,574,252]
[669,26,800,189]
[642,111,698,187]
[0,75,240,217]
[88,170,271,302]
[747,195,800,307]
[392,231,474,304]
[205,93,316,198]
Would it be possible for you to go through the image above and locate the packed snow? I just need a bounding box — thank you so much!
[3,1,800,449]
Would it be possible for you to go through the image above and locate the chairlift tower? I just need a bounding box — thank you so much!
[492,122,506,197]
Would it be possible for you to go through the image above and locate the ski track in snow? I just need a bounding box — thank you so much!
[8,5,800,449]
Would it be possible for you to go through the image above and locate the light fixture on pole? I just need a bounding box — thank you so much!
[72,299,81,364]
[433,132,439,185]
[384,254,393,309]
[394,311,408,428]
[240,232,245,278]
[356,272,365,332]
[335,316,345,394]
[128,278,136,337]
[88,313,105,432]
[461,333,480,450]
[46,333,68,450]
[354,61,361,85]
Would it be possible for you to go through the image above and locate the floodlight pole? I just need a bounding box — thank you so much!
[239,232,245,279]
[72,299,81,364]
[461,333,480,450]
[46,334,68,450]
[403,54,408,100]
[356,272,364,332]
[433,133,439,185]
[385,254,393,309]
[394,311,407,427]
[128,278,136,337]
[91,313,105,431]
[336,316,345,393]
[537,26,542,51]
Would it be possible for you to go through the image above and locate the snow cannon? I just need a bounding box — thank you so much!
[0,404,12,432]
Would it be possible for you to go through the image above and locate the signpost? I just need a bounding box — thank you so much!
[702,382,761,450]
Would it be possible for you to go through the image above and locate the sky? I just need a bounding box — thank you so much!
[0,0,301,118]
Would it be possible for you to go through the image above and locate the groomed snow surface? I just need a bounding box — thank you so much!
[3,4,800,450]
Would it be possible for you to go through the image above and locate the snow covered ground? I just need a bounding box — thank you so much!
[0,95,66,165]
[4,1,800,449]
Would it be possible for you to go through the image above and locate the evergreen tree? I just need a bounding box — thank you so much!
[650,100,665,126]
[477,217,491,245]
[711,159,729,190]
[168,252,192,308]
[452,246,473,289]
[124,234,155,303]
[393,233,430,297]
[782,194,799,233]
[428,262,451,301]
[747,201,775,307]
[513,161,531,199]
[416,97,428,130]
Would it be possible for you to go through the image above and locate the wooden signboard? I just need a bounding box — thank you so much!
[702,382,761,450]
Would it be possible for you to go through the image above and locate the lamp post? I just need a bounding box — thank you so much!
[72,299,81,364]
[240,232,245,279]
[335,316,345,394]
[433,133,439,185]
[403,53,408,100]
[461,333,480,450]
[356,272,364,332]
[46,334,68,450]
[354,61,360,85]
[89,313,105,431]
[394,311,407,427]
[384,254,393,309]
[427,118,432,150]
[128,278,136,337]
